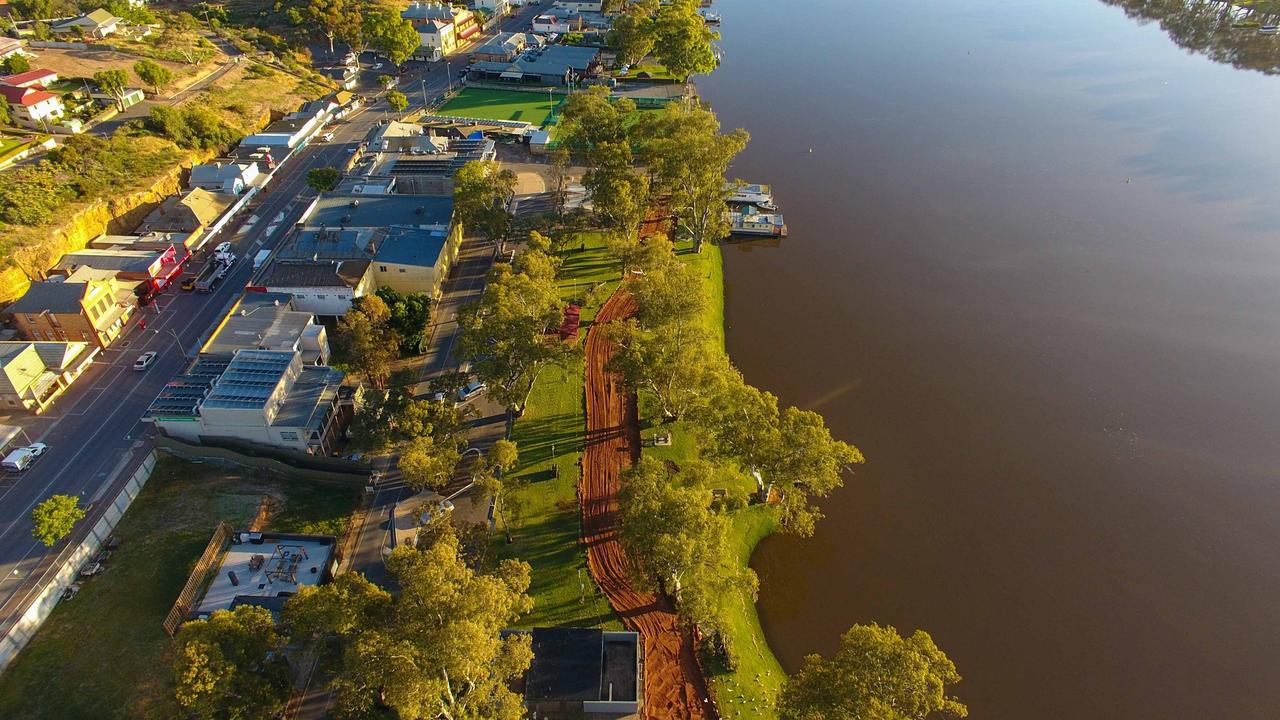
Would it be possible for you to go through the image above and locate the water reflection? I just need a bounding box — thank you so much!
[1102,0,1280,73]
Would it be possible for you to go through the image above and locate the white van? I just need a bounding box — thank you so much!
[2,448,34,472]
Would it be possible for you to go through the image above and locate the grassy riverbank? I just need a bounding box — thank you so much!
[497,230,785,714]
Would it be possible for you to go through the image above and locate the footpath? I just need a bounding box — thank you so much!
[582,288,715,720]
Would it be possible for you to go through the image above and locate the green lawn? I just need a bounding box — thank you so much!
[0,457,360,720]
[618,61,680,81]
[496,230,622,629]
[438,88,559,127]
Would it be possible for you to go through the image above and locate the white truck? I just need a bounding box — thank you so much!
[253,249,272,270]
[2,447,35,471]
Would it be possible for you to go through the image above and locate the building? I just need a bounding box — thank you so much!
[470,31,541,62]
[91,87,144,109]
[188,161,260,195]
[473,0,510,17]
[52,8,123,38]
[505,628,641,718]
[553,0,602,12]
[468,44,601,86]
[193,531,336,617]
[3,275,139,349]
[146,349,350,455]
[204,293,330,365]
[319,64,359,90]
[403,1,480,59]
[54,244,188,292]
[0,38,26,61]
[0,341,98,414]
[241,117,320,149]
[0,69,58,89]
[134,188,235,244]
[356,130,495,194]
[0,84,64,128]
[258,260,374,317]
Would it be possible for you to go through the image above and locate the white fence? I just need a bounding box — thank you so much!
[0,451,157,673]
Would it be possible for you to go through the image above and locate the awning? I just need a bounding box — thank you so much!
[499,69,524,79]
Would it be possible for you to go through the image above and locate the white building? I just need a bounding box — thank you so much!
[258,260,375,317]
[553,0,602,12]
[188,161,260,195]
[0,84,64,128]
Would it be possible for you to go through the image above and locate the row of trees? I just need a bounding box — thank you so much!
[173,529,535,720]
[607,0,720,81]
[334,290,432,389]
[304,0,420,65]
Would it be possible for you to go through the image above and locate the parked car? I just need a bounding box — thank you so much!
[321,131,335,142]
[133,351,158,371]
[457,380,486,403]
[1,448,34,471]
[372,62,383,70]
[181,277,196,291]
[214,241,233,255]
[24,443,47,457]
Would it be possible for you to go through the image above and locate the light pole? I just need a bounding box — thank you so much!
[445,58,452,93]
[156,328,189,360]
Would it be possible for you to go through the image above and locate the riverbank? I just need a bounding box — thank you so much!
[498,228,787,716]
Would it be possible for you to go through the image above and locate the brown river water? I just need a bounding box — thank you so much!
[697,1,1280,717]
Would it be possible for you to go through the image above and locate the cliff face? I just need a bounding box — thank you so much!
[0,166,187,304]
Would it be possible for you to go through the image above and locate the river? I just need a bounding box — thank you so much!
[696,1,1280,717]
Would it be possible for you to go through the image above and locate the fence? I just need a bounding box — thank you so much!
[0,450,157,673]
[153,435,369,485]
[162,523,233,636]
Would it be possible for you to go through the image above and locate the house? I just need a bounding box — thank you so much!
[0,39,26,61]
[319,65,359,91]
[3,275,139,349]
[134,188,236,244]
[470,31,540,63]
[241,116,321,149]
[468,45,601,86]
[0,84,65,129]
[188,161,260,195]
[258,260,375,317]
[52,8,123,38]
[0,341,98,414]
[504,628,641,718]
[204,293,330,365]
[55,244,188,292]
[0,69,58,89]
[473,0,510,17]
[144,349,351,455]
[553,0,602,12]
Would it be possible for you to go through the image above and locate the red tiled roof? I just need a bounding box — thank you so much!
[0,84,57,106]
[0,68,56,87]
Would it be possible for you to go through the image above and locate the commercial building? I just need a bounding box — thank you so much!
[553,0,602,12]
[468,44,601,86]
[470,32,541,63]
[505,628,642,718]
[257,193,462,312]
[204,293,330,365]
[241,117,319,149]
[403,1,480,60]
[54,244,188,292]
[354,130,495,195]
[0,341,97,414]
[4,274,139,349]
[145,349,351,455]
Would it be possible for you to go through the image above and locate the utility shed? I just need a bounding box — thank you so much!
[505,627,641,718]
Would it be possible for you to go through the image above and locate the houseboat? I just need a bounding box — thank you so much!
[726,182,776,210]
[729,209,787,237]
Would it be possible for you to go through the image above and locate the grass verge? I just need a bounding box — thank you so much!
[0,457,360,720]
[495,230,621,629]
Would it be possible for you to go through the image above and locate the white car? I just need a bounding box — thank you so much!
[214,241,233,255]
[133,351,158,371]
[24,443,48,457]
[321,131,335,142]
[457,380,486,403]
[372,62,383,70]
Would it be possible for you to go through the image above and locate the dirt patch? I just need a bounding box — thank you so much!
[582,288,715,719]
[25,46,204,88]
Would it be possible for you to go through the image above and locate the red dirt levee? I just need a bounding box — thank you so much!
[582,288,716,720]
